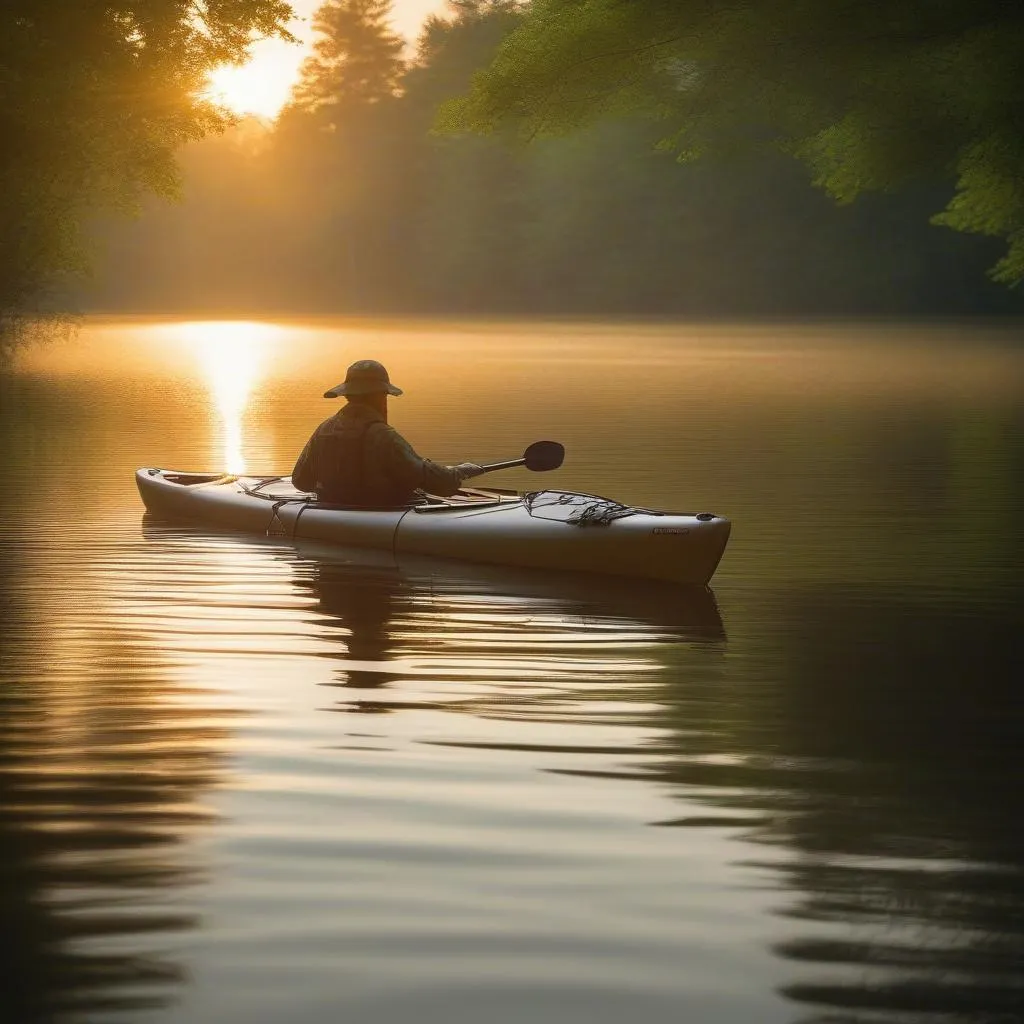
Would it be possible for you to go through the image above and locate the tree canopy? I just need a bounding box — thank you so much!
[90,0,1021,319]
[0,0,293,313]
[445,0,1024,284]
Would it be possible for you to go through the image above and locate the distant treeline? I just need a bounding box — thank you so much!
[88,0,1024,318]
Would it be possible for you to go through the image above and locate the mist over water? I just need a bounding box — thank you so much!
[1,318,1022,1024]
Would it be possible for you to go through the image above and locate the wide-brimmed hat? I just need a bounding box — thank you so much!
[324,359,403,398]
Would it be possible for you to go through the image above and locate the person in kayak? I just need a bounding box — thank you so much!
[291,359,483,505]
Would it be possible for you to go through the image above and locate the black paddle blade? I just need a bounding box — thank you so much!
[524,440,564,472]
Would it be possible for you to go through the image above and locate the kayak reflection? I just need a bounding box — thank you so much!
[284,540,726,712]
[140,514,725,702]
[298,557,408,691]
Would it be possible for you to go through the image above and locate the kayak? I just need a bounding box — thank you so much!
[135,469,731,585]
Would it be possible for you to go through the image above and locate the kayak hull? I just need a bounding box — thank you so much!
[135,470,731,585]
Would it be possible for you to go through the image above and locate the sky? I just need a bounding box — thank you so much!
[207,0,445,118]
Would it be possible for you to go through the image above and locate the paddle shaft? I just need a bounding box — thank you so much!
[253,456,527,480]
[476,457,526,474]
[251,443,557,481]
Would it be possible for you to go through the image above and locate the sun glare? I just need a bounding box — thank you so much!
[206,50,303,119]
[181,321,278,475]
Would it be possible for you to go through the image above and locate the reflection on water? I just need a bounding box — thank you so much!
[284,541,726,703]
[300,557,408,691]
[554,587,1024,1023]
[764,591,1024,1023]
[0,536,232,1022]
[179,320,276,474]
[1,319,1023,1023]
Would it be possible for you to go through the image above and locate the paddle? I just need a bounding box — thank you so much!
[476,440,564,475]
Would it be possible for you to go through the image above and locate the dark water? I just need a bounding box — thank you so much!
[1,318,1022,1023]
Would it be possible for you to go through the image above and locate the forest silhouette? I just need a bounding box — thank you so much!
[4,0,1024,325]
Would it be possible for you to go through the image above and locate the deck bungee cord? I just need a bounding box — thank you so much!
[232,477,312,538]
[524,490,643,527]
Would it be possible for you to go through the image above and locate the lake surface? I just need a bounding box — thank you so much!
[1,317,1022,1024]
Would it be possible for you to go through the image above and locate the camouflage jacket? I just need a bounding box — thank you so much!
[291,403,462,506]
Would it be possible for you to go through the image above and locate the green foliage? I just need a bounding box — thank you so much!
[0,0,294,315]
[407,0,522,115]
[932,135,1024,284]
[90,0,1023,317]
[447,0,1024,284]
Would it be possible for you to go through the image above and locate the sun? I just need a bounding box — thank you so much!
[206,38,306,119]
[207,64,279,120]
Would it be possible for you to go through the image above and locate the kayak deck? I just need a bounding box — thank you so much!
[135,469,731,585]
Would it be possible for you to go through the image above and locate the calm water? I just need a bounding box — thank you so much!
[1,318,1022,1024]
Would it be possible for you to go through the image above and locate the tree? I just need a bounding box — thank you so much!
[289,0,405,118]
[85,0,1022,318]
[443,0,1024,284]
[270,0,409,307]
[0,0,293,317]
[407,0,521,106]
